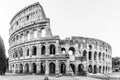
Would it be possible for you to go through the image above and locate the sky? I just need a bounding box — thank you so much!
[0,0,120,57]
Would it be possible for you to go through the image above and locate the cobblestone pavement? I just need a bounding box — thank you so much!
[0,73,101,80]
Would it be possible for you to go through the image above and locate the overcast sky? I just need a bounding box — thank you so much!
[0,0,120,57]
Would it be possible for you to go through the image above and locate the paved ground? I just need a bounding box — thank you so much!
[0,73,101,80]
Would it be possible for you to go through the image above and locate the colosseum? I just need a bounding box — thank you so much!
[8,2,112,76]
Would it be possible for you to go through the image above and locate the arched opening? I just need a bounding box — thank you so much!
[103,53,105,61]
[88,65,92,73]
[83,50,87,58]
[106,66,107,73]
[49,44,56,55]
[68,47,75,55]
[19,64,23,74]
[70,64,76,74]
[21,33,24,41]
[49,62,55,74]
[103,66,105,74]
[27,31,30,41]
[27,48,29,56]
[99,52,101,60]
[32,46,37,55]
[15,50,18,58]
[41,45,45,55]
[41,28,46,37]
[40,62,45,74]
[61,48,66,54]
[89,45,92,50]
[32,63,37,74]
[78,64,84,75]
[94,65,97,74]
[25,63,29,73]
[99,66,101,73]
[60,62,66,74]
[89,51,92,60]
[19,48,23,57]
[94,51,97,60]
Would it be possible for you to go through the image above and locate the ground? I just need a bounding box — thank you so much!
[0,73,101,80]
[1,72,120,80]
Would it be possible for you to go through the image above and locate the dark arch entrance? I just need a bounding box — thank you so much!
[41,45,45,55]
[32,63,37,74]
[60,62,66,74]
[25,63,29,73]
[61,48,66,54]
[69,47,75,55]
[19,64,23,74]
[94,65,97,74]
[103,66,105,74]
[32,46,37,55]
[70,64,75,74]
[88,65,92,73]
[50,44,56,55]
[99,66,101,73]
[49,63,55,74]
[40,62,45,74]
[78,64,84,75]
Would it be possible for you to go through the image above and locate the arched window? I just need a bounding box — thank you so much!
[41,28,46,37]
[25,63,29,73]
[61,48,66,54]
[103,53,105,61]
[88,65,92,73]
[94,51,97,60]
[14,50,18,58]
[83,50,87,58]
[60,62,66,74]
[99,66,101,73]
[99,52,101,60]
[94,65,97,74]
[50,44,56,55]
[78,64,84,75]
[89,45,92,50]
[41,45,45,55]
[49,62,55,74]
[27,48,29,56]
[19,48,23,57]
[89,51,92,60]
[27,31,30,41]
[68,47,75,55]
[32,63,37,73]
[19,64,23,73]
[32,46,37,55]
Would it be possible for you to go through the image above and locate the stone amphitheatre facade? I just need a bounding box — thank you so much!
[8,2,112,75]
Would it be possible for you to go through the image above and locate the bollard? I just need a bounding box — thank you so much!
[44,76,49,80]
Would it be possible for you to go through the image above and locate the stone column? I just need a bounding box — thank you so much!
[55,42,59,55]
[23,63,26,74]
[37,62,40,74]
[45,60,49,75]
[56,60,59,75]
[30,29,34,40]
[37,44,41,57]
[37,27,41,39]
[46,43,49,55]
[29,63,32,74]
[66,60,70,75]
[46,23,52,37]
[23,47,26,58]
[75,64,78,75]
